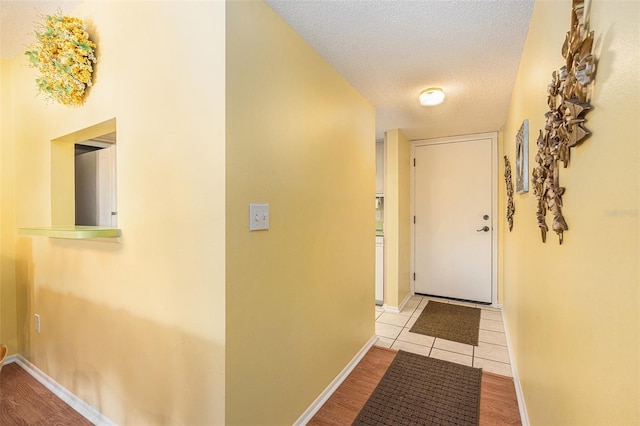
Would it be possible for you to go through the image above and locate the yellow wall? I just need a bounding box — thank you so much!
[3,1,376,424]
[225,1,375,424]
[501,1,639,424]
[383,129,411,308]
[3,2,226,424]
[1,58,19,354]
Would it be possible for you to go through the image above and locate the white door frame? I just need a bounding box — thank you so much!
[410,132,498,306]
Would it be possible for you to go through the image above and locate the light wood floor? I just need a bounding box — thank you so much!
[309,345,521,426]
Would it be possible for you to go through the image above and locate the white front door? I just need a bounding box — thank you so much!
[413,135,495,303]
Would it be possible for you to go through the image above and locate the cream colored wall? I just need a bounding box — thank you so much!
[225,1,375,424]
[5,2,226,424]
[501,1,639,424]
[0,58,19,354]
[383,129,411,308]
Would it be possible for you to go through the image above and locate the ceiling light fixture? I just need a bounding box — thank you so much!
[419,87,445,106]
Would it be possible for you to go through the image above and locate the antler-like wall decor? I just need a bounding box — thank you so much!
[504,156,515,232]
[532,0,596,244]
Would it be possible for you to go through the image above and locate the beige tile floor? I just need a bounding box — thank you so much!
[375,295,513,377]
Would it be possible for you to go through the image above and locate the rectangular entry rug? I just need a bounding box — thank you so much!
[352,350,482,426]
[410,301,481,346]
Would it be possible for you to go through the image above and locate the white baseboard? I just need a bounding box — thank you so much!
[3,354,18,365]
[293,335,379,425]
[14,355,117,426]
[383,291,413,314]
[500,309,530,426]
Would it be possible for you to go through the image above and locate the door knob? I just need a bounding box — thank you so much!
[476,226,490,232]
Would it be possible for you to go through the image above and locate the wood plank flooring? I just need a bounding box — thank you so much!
[309,345,522,426]
[309,345,397,425]
[0,362,92,426]
[480,371,522,426]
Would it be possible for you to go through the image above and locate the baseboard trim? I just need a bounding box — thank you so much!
[500,309,530,426]
[14,355,117,426]
[3,354,18,365]
[383,291,413,314]
[293,335,379,425]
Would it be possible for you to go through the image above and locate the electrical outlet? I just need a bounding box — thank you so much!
[34,314,41,333]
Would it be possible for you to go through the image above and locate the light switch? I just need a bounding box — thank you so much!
[249,203,269,231]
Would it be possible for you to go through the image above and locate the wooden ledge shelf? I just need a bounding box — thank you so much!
[19,226,121,239]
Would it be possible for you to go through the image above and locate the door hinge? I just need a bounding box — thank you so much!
[413,272,416,280]
[413,216,416,224]
[413,158,416,167]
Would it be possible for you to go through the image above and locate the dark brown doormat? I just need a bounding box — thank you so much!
[410,301,481,346]
[353,350,482,426]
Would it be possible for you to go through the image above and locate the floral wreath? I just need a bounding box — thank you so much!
[25,12,97,106]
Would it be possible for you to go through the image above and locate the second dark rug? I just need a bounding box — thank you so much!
[352,350,482,425]
[410,301,481,346]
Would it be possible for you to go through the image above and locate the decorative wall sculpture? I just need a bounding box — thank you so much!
[504,156,515,232]
[532,0,596,244]
[515,120,529,193]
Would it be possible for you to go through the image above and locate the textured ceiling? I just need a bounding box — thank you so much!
[1,1,535,141]
[265,0,535,141]
[0,1,81,60]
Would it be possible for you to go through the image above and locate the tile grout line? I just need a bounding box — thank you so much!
[474,356,511,365]
[472,344,476,366]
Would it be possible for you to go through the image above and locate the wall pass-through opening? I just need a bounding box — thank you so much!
[51,118,117,229]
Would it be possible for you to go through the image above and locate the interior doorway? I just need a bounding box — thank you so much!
[74,133,117,227]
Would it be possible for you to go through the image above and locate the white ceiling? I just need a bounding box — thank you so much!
[1,1,535,141]
[265,0,535,141]
[0,1,81,60]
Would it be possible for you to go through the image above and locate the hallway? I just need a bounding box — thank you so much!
[310,295,521,425]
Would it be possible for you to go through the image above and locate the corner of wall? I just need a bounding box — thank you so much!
[384,129,412,308]
[0,57,19,355]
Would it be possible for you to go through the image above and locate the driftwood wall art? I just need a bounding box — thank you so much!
[504,156,515,232]
[532,0,596,244]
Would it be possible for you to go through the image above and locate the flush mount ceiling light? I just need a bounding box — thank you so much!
[419,87,445,106]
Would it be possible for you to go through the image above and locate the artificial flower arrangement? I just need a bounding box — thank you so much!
[25,12,97,106]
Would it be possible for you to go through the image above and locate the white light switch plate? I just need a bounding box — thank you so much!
[249,203,269,231]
